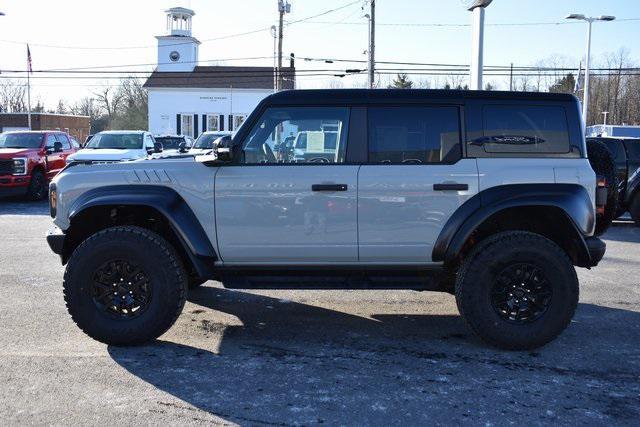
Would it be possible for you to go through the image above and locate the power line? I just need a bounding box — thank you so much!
[0,1,363,52]
[296,17,640,27]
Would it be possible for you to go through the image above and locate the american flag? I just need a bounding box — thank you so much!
[27,44,32,74]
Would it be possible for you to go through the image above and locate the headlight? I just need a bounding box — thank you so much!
[49,183,57,218]
[12,158,27,175]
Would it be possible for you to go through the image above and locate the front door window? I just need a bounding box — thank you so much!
[241,107,349,164]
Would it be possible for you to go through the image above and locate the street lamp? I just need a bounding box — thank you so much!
[465,0,493,90]
[566,14,616,129]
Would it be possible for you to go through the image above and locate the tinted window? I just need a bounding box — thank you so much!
[194,133,229,149]
[0,133,44,149]
[56,134,71,150]
[368,106,461,164]
[155,137,184,150]
[242,107,349,164]
[481,105,570,153]
[86,133,144,149]
[45,134,58,148]
[624,139,640,159]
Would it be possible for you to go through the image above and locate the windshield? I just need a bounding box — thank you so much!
[0,133,44,149]
[155,137,183,150]
[86,133,143,149]
[194,133,227,149]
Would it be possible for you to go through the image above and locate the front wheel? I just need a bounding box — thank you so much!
[26,170,47,201]
[63,226,188,346]
[455,231,579,350]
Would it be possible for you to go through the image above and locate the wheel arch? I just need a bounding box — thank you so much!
[433,184,596,268]
[62,185,216,279]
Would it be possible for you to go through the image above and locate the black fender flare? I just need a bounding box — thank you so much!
[68,185,216,276]
[432,183,595,265]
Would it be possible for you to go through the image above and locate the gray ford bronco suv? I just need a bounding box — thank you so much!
[46,89,606,350]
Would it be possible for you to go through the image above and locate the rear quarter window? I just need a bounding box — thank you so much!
[479,105,570,154]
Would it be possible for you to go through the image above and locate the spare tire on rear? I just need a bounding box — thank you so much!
[587,139,618,236]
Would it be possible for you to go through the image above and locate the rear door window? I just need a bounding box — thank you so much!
[367,106,461,164]
[480,105,570,154]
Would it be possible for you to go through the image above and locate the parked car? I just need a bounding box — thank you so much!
[84,134,94,145]
[69,136,81,149]
[47,89,606,350]
[189,131,233,155]
[153,135,195,156]
[588,136,640,224]
[66,131,161,164]
[0,130,77,200]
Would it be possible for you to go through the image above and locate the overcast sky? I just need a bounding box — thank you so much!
[1,0,639,109]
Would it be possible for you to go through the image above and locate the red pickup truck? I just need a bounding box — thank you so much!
[0,131,77,200]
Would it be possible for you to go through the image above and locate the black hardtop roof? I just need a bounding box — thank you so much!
[264,88,578,104]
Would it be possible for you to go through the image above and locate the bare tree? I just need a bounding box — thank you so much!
[0,79,27,113]
[93,84,124,128]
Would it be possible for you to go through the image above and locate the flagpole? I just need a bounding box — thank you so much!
[26,44,32,130]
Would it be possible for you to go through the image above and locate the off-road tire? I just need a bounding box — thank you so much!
[26,170,47,201]
[63,226,187,346]
[587,139,618,235]
[455,231,579,350]
[630,193,640,226]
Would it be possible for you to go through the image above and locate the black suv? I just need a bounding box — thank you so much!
[588,137,640,223]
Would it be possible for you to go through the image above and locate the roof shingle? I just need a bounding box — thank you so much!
[143,66,295,90]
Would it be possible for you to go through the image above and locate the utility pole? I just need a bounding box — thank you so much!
[271,25,277,92]
[277,0,291,91]
[367,0,375,89]
[467,0,493,90]
[602,111,609,125]
[509,63,513,91]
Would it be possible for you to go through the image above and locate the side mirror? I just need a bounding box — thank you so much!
[54,141,63,153]
[153,142,163,153]
[178,141,188,153]
[214,135,239,162]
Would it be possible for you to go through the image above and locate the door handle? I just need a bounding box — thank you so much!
[433,183,468,191]
[312,184,348,192]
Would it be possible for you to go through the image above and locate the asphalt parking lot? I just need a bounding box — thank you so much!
[0,200,639,426]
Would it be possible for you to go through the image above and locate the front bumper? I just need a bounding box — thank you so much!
[0,175,29,197]
[585,236,606,267]
[46,226,65,257]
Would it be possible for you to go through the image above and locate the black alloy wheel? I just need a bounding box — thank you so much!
[92,260,152,318]
[490,263,552,323]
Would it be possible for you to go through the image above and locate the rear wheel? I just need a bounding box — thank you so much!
[63,226,187,346]
[455,231,579,350]
[26,170,47,201]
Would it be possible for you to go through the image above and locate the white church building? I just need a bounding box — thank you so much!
[144,7,295,137]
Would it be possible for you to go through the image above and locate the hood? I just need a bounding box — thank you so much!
[187,148,214,156]
[68,148,147,162]
[0,147,37,158]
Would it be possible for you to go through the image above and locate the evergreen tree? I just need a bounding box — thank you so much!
[549,73,576,94]
[388,73,413,89]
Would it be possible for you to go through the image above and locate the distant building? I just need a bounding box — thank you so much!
[144,7,295,137]
[0,112,90,142]
[587,125,640,138]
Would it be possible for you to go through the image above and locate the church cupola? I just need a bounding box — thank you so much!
[156,7,200,72]
[165,7,194,37]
